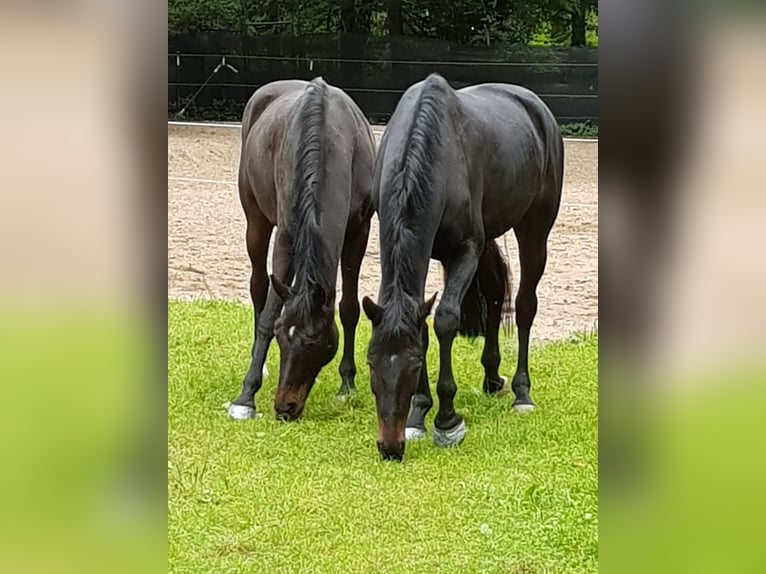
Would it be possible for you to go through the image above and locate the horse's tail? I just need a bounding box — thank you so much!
[458,239,513,338]
[291,77,333,290]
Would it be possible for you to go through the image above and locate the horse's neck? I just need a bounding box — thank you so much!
[380,219,433,301]
[380,257,429,303]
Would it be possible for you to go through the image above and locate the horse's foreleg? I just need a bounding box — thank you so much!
[405,324,432,441]
[510,218,552,413]
[432,241,481,447]
[337,219,370,399]
[229,230,293,419]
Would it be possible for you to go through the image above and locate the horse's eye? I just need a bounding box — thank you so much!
[407,361,421,374]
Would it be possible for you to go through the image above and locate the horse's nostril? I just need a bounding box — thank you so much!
[377,440,405,462]
[275,400,301,421]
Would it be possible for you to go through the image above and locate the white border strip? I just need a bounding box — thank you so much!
[169,121,241,129]
[168,175,597,209]
[168,120,598,143]
[168,175,234,185]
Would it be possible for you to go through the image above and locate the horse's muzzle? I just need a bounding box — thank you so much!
[377,439,405,461]
[274,399,304,421]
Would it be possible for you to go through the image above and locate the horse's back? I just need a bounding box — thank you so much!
[239,78,374,228]
[374,74,462,212]
[459,83,562,179]
[457,83,564,235]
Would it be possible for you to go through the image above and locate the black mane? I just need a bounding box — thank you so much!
[378,74,448,337]
[288,78,335,322]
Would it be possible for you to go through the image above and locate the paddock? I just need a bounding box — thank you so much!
[167,120,599,572]
[168,123,598,343]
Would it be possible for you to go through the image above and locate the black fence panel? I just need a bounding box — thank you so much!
[168,32,598,125]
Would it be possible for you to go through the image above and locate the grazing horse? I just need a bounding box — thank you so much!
[363,73,563,460]
[227,77,375,421]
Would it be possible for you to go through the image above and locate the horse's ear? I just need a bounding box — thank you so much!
[311,284,330,310]
[362,296,383,325]
[421,292,438,320]
[271,275,292,302]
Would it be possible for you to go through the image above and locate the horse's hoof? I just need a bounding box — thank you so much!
[227,403,261,420]
[484,375,511,395]
[433,419,467,448]
[496,376,511,396]
[405,427,427,441]
[513,402,535,413]
[334,389,356,402]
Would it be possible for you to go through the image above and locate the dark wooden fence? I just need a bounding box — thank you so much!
[168,32,598,124]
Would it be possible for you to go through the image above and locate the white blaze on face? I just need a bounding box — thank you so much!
[389,354,398,365]
[288,325,296,339]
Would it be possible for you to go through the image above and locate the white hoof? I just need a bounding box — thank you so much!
[433,419,467,448]
[513,403,535,413]
[496,376,511,395]
[405,427,427,441]
[227,403,262,420]
[334,389,356,402]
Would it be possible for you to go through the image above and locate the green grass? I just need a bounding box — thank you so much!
[560,122,598,139]
[168,300,598,573]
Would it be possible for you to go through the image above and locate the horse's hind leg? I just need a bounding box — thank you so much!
[337,219,370,399]
[510,208,557,412]
[432,240,482,447]
[478,242,510,395]
[228,207,272,419]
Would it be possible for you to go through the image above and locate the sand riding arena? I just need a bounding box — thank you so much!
[168,124,597,343]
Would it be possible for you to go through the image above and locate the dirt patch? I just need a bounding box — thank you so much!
[168,125,597,343]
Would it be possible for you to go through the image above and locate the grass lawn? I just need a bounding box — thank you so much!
[168,300,598,573]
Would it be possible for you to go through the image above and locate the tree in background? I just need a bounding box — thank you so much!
[541,0,597,46]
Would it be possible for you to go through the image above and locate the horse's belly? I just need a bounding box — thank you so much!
[480,155,543,236]
[243,153,279,225]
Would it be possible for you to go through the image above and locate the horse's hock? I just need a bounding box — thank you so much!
[168,125,598,343]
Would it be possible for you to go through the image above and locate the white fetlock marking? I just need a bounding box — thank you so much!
[335,388,356,402]
[433,419,467,448]
[227,403,262,420]
[496,375,511,395]
[513,403,535,413]
[405,427,427,441]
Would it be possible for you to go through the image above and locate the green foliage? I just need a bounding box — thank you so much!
[168,0,599,47]
[168,300,598,572]
[169,0,244,33]
[169,98,244,122]
[560,122,598,138]
[401,0,543,45]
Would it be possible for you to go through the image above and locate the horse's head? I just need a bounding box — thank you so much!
[362,293,437,461]
[271,276,338,421]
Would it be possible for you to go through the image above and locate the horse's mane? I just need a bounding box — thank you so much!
[288,78,335,322]
[379,73,449,337]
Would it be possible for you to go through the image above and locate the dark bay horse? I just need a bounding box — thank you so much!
[363,73,563,460]
[227,77,375,421]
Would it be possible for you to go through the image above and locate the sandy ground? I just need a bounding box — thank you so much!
[168,125,597,343]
